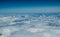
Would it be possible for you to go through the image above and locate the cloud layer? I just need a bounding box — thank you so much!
[0,13,60,37]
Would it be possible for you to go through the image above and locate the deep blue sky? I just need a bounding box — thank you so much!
[0,0,60,8]
[0,0,60,13]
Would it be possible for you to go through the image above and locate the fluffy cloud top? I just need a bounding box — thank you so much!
[0,13,60,37]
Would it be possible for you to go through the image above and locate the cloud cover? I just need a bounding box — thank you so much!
[0,13,60,37]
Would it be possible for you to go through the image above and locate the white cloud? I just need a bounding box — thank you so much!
[26,28,45,33]
[0,26,21,37]
[0,16,20,26]
[0,14,60,37]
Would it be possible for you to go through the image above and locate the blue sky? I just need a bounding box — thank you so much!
[0,0,60,13]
